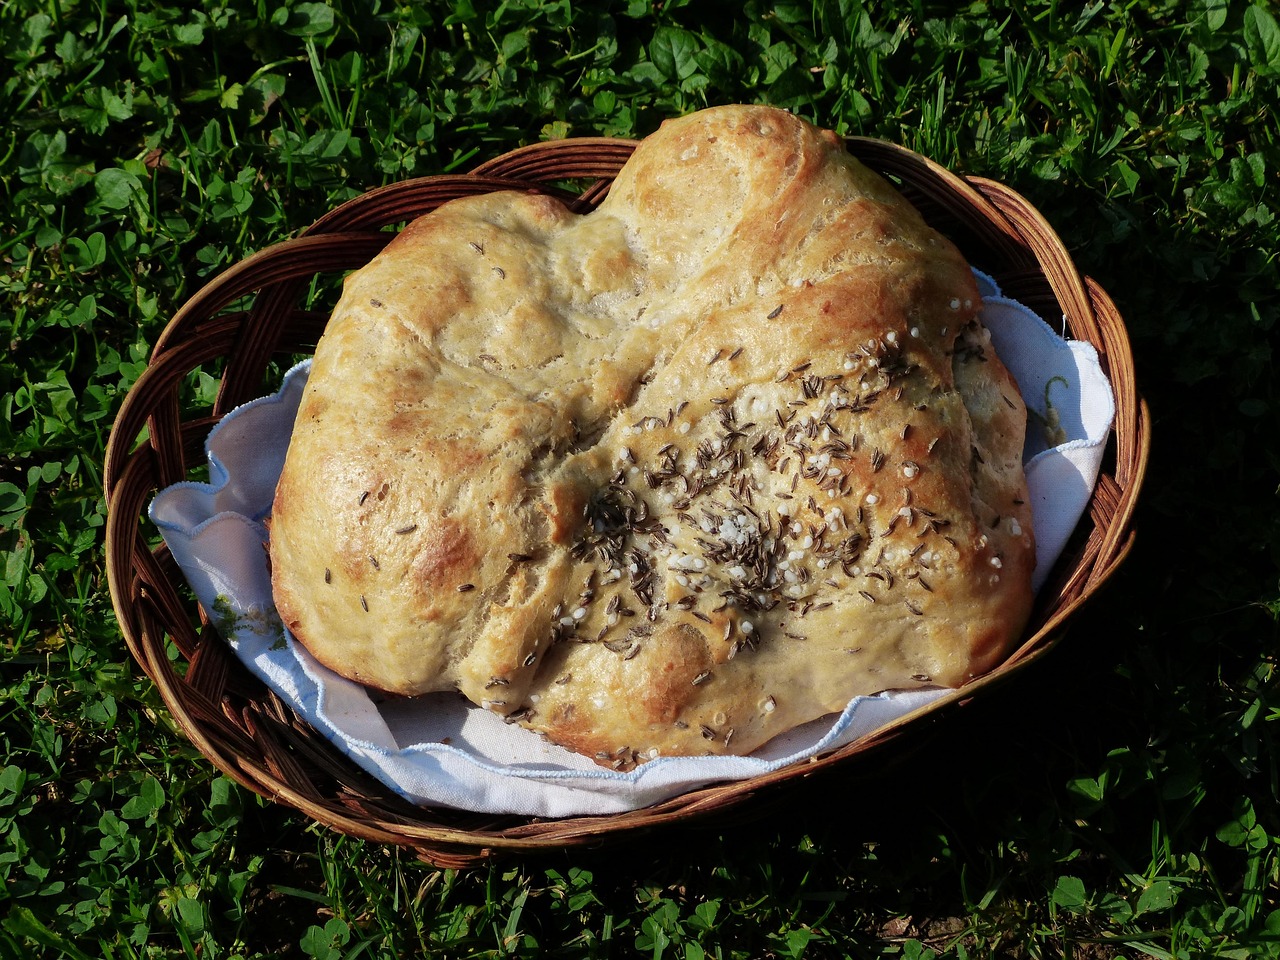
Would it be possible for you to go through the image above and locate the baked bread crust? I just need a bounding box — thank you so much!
[270,105,1035,767]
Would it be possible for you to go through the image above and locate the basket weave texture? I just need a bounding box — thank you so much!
[104,135,1149,868]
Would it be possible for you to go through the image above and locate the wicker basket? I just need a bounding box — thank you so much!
[103,133,1149,868]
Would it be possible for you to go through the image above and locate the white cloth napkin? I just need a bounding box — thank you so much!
[149,271,1114,816]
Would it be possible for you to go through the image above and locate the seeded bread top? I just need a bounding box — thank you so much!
[269,104,1034,767]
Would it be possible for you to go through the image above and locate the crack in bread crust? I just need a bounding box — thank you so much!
[270,105,1035,766]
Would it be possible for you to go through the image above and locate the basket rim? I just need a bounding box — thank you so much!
[103,129,1149,866]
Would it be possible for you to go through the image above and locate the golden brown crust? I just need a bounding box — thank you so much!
[270,105,1035,764]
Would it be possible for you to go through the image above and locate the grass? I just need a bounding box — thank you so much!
[2,0,1279,956]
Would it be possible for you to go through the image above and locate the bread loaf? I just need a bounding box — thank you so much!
[269,105,1035,767]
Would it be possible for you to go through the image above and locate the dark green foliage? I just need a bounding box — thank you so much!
[2,0,1279,956]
